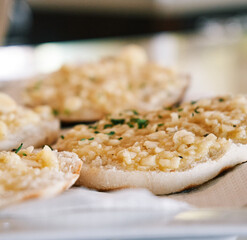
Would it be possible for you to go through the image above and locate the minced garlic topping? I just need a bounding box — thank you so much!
[56,95,247,172]
[0,145,60,192]
[24,45,188,120]
[0,93,56,140]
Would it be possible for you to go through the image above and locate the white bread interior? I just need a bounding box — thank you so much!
[0,118,59,151]
[0,150,82,208]
[76,143,247,195]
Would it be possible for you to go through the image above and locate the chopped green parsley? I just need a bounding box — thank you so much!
[130,118,149,129]
[89,125,97,129]
[194,107,200,114]
[132,110,139,115]
[106,131,115,136]
[14,143,23,154]
[47,145,53,150]
[127,122,134,128]
[103,124,113,129]
[52,109,59,116]
[64,109,70,115]
[111,118,125,125]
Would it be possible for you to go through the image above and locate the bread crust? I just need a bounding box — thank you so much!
[0,151,82,208]
[0,118,60,151]
[76,143,247,195]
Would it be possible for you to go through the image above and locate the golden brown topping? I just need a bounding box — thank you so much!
[57,95,247,172]
[24,46,188,120]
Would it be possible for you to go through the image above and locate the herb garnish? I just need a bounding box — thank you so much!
[94,131,100,134]
[106,131,115,136]
[204,133,209,137]
[127,122,134,128]
[104,124,113,129]
[22,153,27,156]
[178,108,183,112]
[178,115,181,119]
[132,110,139,115]
[47,145,53,150]
[52,109,59,116]
[158,123,164,127]
[192,112,194,117]
[164,106,172,111]
[14,143,23,154]
[219,98,224,102]
[233,125,237,127]
[111,118,125,125]
[80,138,86,141]
[130,118,149,129]
[88,137,94,140]
[158,115,163,119]
[89,125,97,129]
[60,135,64,139]
[118,137,123,140]
[191,101,197,105]
[64,109,70,115]
[194,107,200,114]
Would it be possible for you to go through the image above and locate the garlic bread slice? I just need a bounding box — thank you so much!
[0,145,82,208]
[0,92,60,151]
[24,45,189,122]
[56,95,247,194]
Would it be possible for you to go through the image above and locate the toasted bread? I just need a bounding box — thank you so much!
[24,45,189,122]
[0,92,60,151]
[56,95,247,194]
[0,145,82,208]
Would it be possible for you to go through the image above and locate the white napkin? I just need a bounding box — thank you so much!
[0,187,191,217]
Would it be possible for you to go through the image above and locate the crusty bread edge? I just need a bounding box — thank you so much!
[0,118,60,151]
[76,143,247,195]
[0,151,82,208]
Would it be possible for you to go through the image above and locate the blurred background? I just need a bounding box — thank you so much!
[0,0,247,98]
[1,0,247,45]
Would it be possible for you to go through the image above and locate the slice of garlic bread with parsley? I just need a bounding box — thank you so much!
[0,92,60,151]
[56,95,247,195]
[0,145,82,208]
[24,45,189,122]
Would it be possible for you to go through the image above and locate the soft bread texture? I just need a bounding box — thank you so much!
[0,119,59,151]
[24,45,189,122]
[56,95,247,194]
[0,92,60,151]
[77,143,247,194]
[0,147,82,208]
